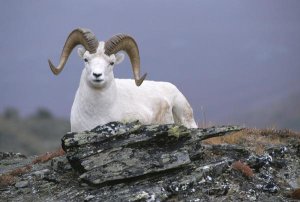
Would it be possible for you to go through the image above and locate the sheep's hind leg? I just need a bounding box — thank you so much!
[172,93,198,128]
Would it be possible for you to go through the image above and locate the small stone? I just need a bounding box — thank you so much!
[21,188,31,194]
[51,156,71,172]
[263,182,279,193]
[80,183,89,187]
[84,195,95,201]
[33,169,50,178]
[132,191,150,201]
[15,181,28,188]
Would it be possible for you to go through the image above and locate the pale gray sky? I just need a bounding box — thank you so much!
[1,0,300,128]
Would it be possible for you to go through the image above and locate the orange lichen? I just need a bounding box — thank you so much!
[231,160,254,178]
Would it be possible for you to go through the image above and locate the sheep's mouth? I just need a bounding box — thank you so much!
[93,79,103,83]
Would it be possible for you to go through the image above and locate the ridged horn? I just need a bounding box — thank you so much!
[104,34,147,86]
[48,28,99,75]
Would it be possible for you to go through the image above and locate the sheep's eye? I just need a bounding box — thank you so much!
[110,62,114,66]
[84,58,88,62]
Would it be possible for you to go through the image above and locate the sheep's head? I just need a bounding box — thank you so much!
[77,42,125,88]
[48,28,147,87]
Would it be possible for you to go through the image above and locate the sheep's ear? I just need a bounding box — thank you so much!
[115,53,125,65]
[77,47,86,58]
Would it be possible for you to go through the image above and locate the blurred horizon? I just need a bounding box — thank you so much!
[1,0,300,131]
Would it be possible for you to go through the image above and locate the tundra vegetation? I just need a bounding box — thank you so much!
[0,121,299,201]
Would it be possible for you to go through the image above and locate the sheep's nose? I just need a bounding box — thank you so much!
[93,73,102,78]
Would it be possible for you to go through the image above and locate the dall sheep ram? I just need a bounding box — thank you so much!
[49,28,197,132]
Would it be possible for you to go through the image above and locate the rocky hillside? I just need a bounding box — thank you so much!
[0,121,299,201]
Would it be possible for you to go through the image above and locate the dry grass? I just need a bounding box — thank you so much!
[291,188,300,200]
[0,148,65,187]
[0,174,16,187]
[203,128,300,155]
[8,164,32,176]
[32,148,65,164]
[231,160,254,178]
[203,130,245,145]
[0,164,32,187]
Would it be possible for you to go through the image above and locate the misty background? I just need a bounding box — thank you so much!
[0,1,300,154]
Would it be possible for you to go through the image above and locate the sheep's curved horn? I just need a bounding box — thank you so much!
[104,34,147,86]
[48,28,99,75]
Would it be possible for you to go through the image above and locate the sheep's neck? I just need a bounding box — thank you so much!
[78,78,117,116]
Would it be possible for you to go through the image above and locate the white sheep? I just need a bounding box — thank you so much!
[49,28,197,132]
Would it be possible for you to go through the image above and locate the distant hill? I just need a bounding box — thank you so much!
[0,109,70,155]
[236,92,300,131]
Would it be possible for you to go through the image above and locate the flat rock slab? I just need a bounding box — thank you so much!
[62,121,242,186]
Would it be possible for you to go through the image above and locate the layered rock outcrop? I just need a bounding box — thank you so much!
[1,121,299,201]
